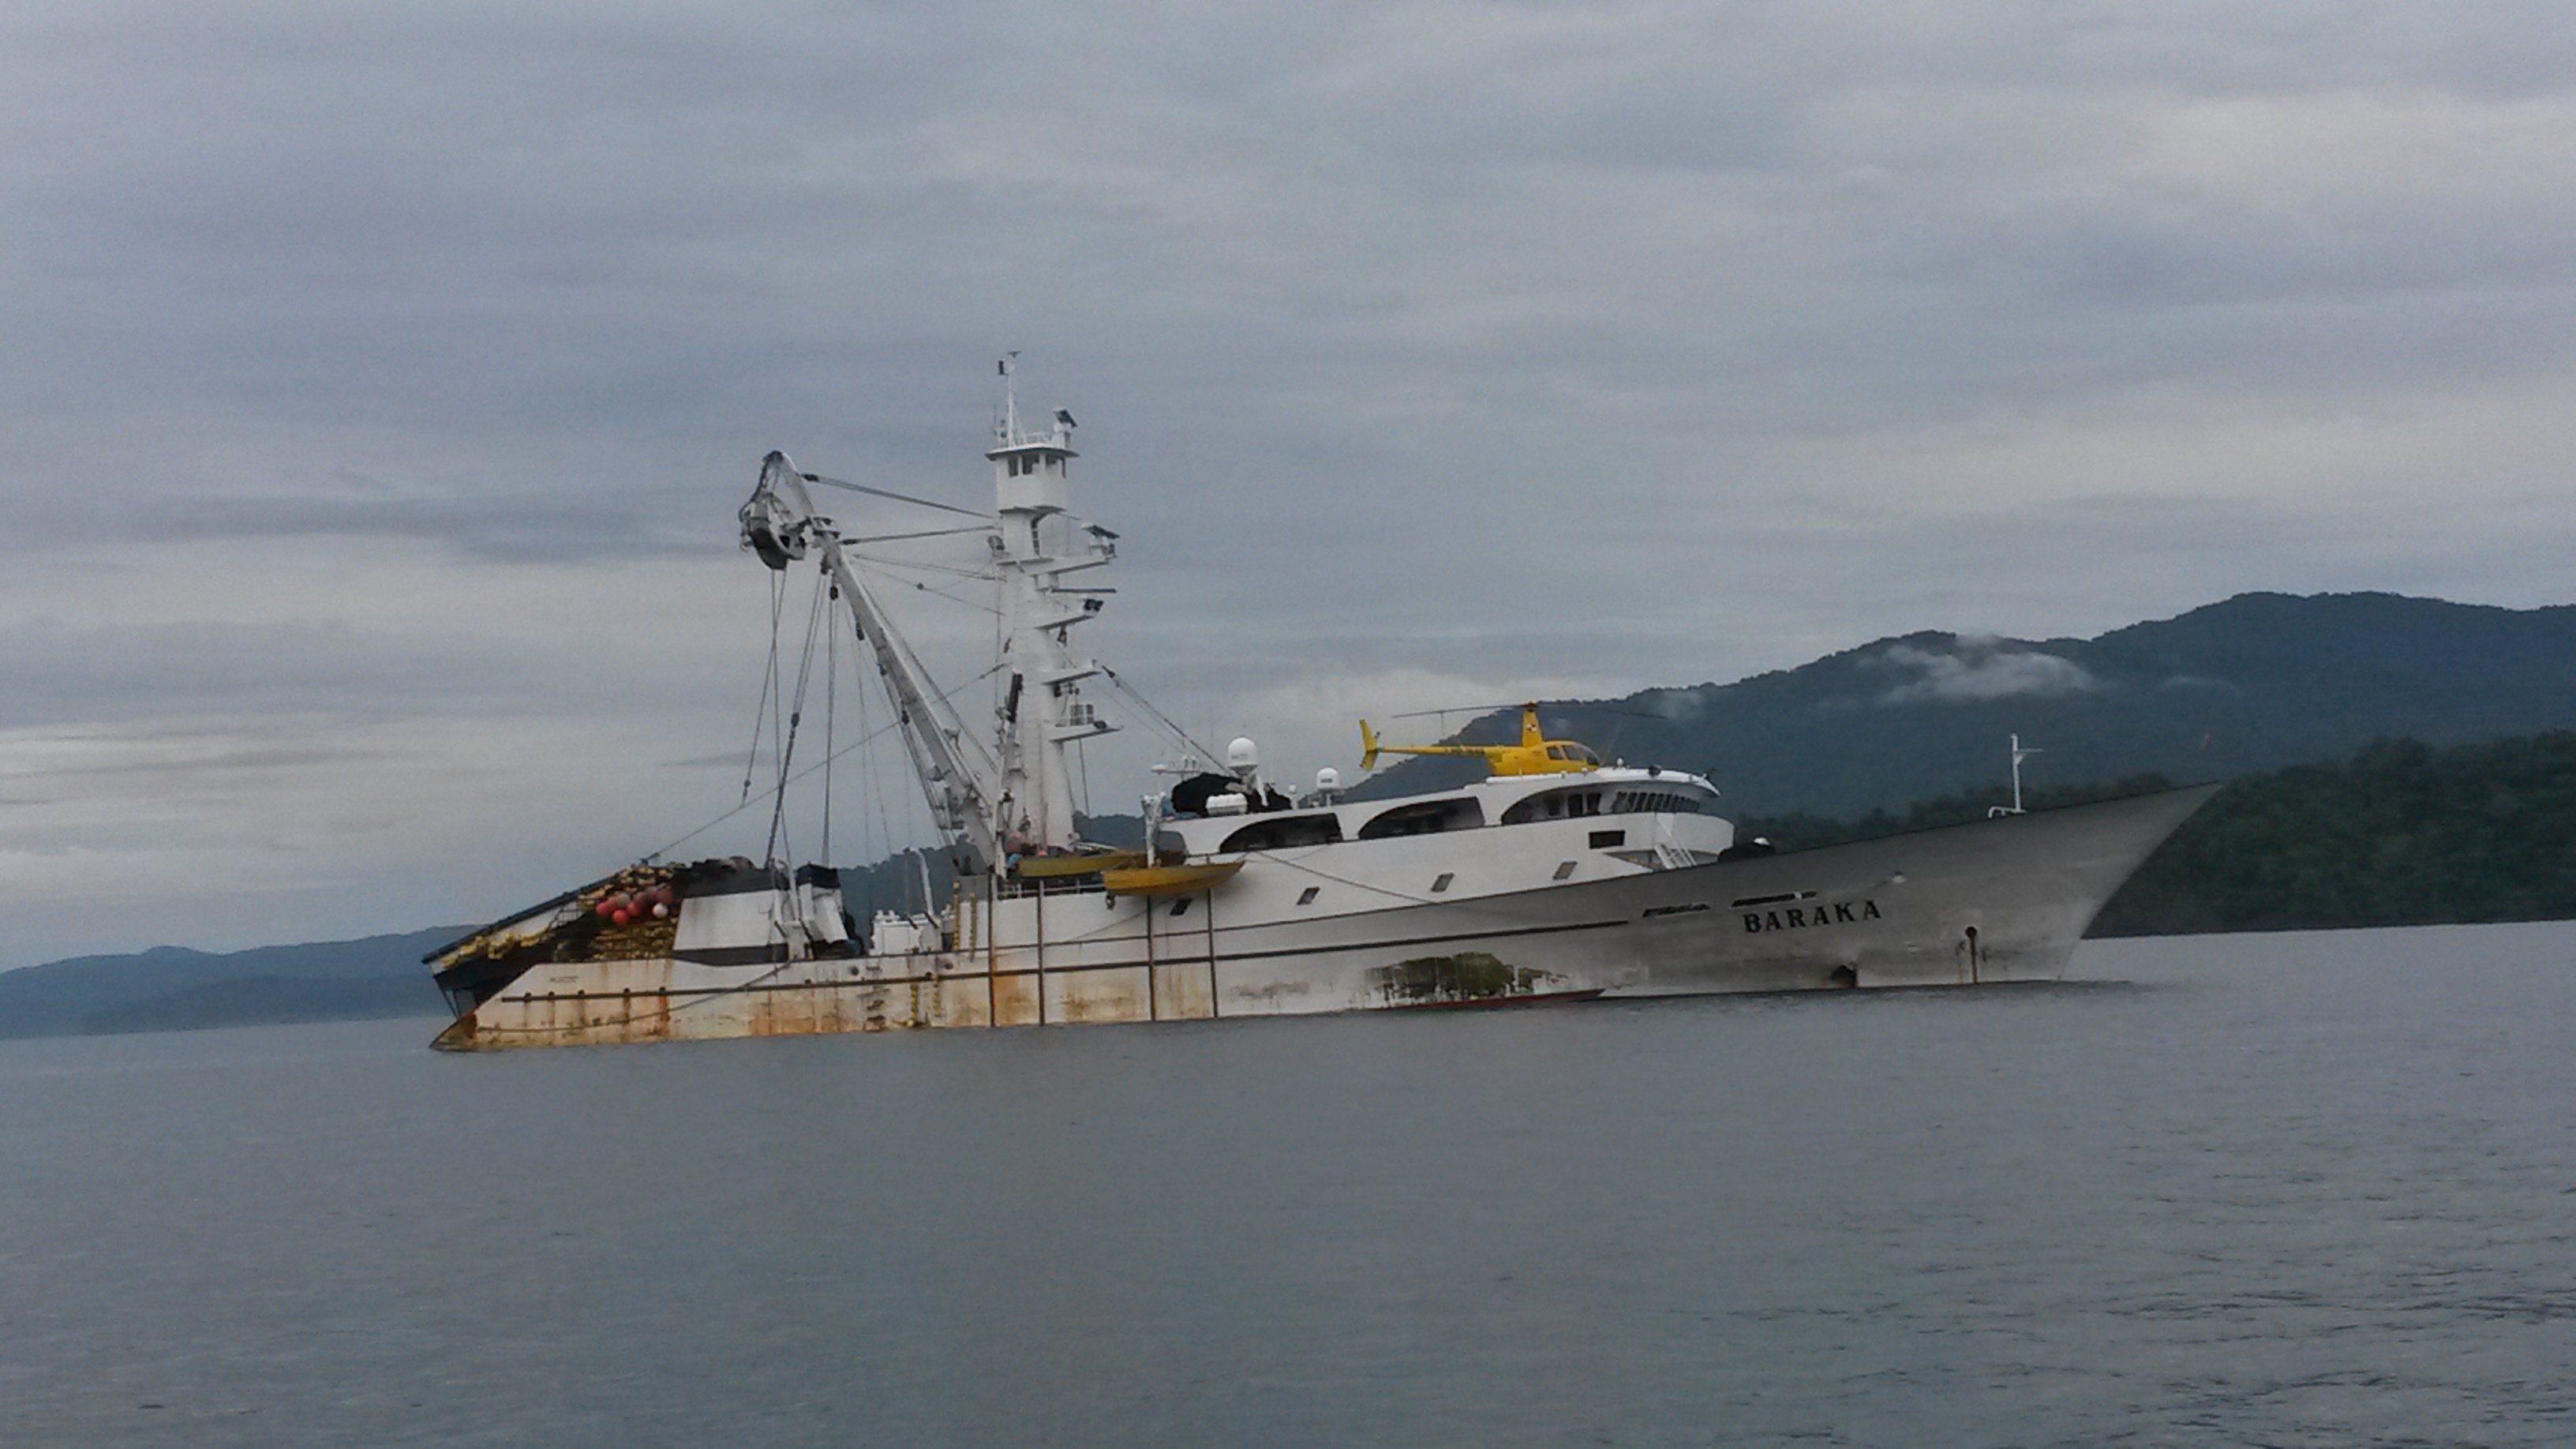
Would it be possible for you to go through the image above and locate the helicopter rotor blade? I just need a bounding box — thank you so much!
[1387,701,1668,723]
[1389,702,1533,721]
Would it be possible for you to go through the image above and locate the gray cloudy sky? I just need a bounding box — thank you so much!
[6,1,2575,966]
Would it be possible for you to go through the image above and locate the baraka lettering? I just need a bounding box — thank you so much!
[1743,899,1881,934]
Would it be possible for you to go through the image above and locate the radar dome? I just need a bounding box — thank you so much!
[1226,736,1260,774]
[1314,767,1342,792]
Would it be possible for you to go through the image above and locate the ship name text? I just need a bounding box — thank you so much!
[1743,899,1881,934]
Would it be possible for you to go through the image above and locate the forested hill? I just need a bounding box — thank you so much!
[1352,592,2576,819]
[0,927,459,1039]
[1734,732,2576,938]
[2091,733,2576,936]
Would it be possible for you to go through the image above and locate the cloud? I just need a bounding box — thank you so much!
[1870,642,2102,705]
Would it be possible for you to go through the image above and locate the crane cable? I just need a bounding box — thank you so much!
[738,569,788,806]
[764,567,833,867]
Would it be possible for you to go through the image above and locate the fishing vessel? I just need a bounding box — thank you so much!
[425,369,2214,1050]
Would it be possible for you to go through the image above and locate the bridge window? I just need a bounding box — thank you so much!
[1218,814,1345,852]
[1606,790,1707,815]
[1500,788,1603,824]
[1503,785,1708,825]
[1357,796,1485,840]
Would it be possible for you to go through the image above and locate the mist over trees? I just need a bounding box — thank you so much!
[1356,592,2576,819]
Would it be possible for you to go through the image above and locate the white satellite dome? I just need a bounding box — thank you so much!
[1225,736,1260,774]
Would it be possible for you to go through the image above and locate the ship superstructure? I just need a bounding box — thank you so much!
[425,368,2213,1049]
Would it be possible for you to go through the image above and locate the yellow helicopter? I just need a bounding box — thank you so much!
[1359,703,1603,777]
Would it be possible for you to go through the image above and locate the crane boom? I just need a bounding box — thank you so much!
[741,451,1004,872]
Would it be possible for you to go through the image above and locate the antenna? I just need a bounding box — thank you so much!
[1990,733,2042,817]
[998,350,1022,442]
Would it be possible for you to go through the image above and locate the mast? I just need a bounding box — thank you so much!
[736,358,1118,872]
[987,356,1118,852]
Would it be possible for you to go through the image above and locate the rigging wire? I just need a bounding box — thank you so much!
[658,526,1015,895]
[739,569,787,805]
[846,563,1005,615]
[1076,736,1093,821]
[863,657,901,921]
[843,525,1001,545]
[642,711,908,864]
[1099,665,1224,765]
[852,552,997,581]
[822,584,837,864]
[765,567,833,867]
[801,471,993,520]
[646,649,1010,872]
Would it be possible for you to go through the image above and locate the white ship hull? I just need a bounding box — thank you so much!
[431,784,2212,1050]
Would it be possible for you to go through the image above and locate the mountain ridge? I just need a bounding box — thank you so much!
[0,927,462,1039]
[1353,591,2576,818]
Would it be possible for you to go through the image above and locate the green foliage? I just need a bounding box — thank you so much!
[2089,732,2576,935]
[1744,732,2576,936]
[1736,774,2180,852]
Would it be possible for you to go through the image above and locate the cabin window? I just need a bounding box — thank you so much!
[1431,873,1455,893]
[1546,745,1567,760]
[1503,784,1709,825]
[1297,886,1320,906]
[1553,860,1578,880]
[1357,797,1485,840]
[1219,814,1346,852]
[1590,829,1625,848]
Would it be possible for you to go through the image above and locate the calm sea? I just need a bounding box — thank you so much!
[5,923,2572,1447]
